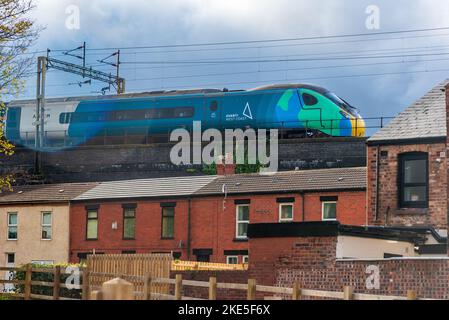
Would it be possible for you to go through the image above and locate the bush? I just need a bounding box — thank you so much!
[14,263,84,300]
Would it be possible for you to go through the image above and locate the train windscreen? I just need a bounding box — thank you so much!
[324,92,360,118]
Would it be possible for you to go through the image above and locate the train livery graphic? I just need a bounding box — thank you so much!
[4,84,365,148]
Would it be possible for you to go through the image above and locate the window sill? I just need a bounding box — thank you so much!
[394,208,428,215]
[161,238,175,241]
[233,238,248,243]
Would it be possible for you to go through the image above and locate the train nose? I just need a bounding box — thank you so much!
[354,117,365,137]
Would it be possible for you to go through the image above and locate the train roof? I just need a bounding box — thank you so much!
[7,83,329,105]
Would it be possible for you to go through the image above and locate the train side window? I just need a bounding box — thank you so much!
[59,113,73,124]
[174,107,194,118]
[210,101,218,112]
[302,93,318,106]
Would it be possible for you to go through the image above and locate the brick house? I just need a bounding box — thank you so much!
[69,167,367,263]
[0,183,97,270]
[367,80,448,237]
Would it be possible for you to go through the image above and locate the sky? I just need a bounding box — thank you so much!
[16,0,449,130]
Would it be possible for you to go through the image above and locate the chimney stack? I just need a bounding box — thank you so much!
[216,154,236,176]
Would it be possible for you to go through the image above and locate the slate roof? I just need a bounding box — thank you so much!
[195,167,366,196]
[0,183,99,204]
[368,79,448,143]
[0,167,366,204]
[74,176,218,201]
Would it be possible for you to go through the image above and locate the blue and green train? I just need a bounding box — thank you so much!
[4,83,365,146]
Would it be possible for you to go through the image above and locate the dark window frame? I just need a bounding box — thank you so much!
[86,209,99,240]
[123,207,136,240]
[398,152,429,209]
[161,206,175,240]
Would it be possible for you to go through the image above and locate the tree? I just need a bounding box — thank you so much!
[0,0,40,191]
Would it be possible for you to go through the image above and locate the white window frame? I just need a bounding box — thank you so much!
[226,256,239,265]
[279,203,294,222]
[7,212,18,241]
[235,205,250,239]
[41,212,52,241]
[322,201,338,221]
[243,255,249,264]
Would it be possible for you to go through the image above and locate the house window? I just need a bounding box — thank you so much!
[6,253,15,265]
[226,256,239,265]
[236,205,250,239]
[41,212,52,240]
[279,203,294,222]
[123,208,136,240]
[7,213,18,240]
[399,153,428,208]
[243,256,249,264]
[161,207,175,239]
[86,210,98,240]
[322,202,337,221]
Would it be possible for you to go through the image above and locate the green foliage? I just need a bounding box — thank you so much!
[14,263,83,300]
[0,0,41,190]
[202,162,217,175]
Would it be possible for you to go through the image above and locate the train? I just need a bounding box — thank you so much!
[4,84,365,147]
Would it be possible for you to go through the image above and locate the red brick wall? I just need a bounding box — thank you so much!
[367,143,447,229]
[249,236,449,300]
[69,191,366,263]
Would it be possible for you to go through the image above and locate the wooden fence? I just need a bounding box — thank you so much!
[87,253,172,300]
[0,266,436,300]
[90,274,429,301]
[0,265,84,300]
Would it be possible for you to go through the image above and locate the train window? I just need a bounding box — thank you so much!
[302,93,318,106]
[210,101,218,112]
[59,113,73,124]
[174,107,194,118]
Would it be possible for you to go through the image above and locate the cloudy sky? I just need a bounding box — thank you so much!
[18,0,449,129]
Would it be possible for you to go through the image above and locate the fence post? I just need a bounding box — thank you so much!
[209,277,217,300]
[143,274,152,300]
[247,279,256,300]
[101,278,135,300]
[53,266,61,300]
[292,282,301,300]
[407,290,417,300]
[343,286,354,300]
[82,267,90,300]
[24,264,32,300]
[175,274,182,300]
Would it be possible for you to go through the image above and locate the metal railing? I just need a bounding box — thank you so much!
[10,117,394,149]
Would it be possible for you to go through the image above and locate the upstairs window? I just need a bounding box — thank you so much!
[86,210,98,240]
[236,205,250,239]
[161,207,175,239]
[7,213,17,240]
[399,153,428,208]
[41,212,52,240]
[123,207,136,240]
[322,202,337,221]
[279,203,294,222]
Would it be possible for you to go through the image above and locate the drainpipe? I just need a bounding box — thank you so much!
[375,146,381,222]
[300,193,305,222]
[187,198,192,260]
